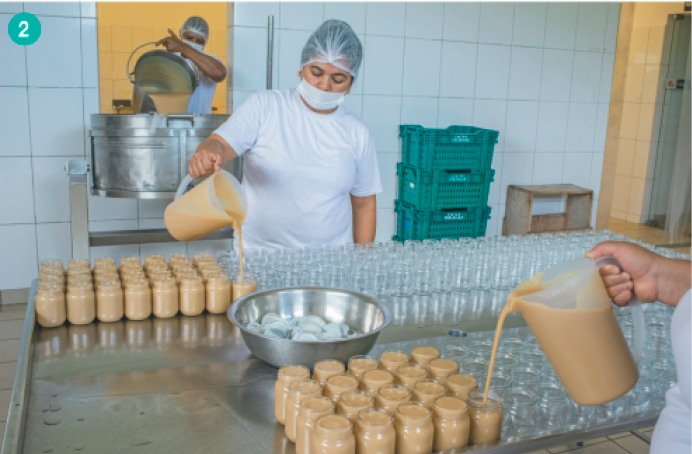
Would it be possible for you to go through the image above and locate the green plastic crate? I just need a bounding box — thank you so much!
[397,163,495,210]
[400,125,499,172]
[394,201,491,241]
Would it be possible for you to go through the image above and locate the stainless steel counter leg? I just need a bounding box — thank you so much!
[631,430,652,444]
[65,160,90,260]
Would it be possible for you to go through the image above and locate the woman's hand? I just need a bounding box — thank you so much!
[188,148,225,179]
[156,29,187,53]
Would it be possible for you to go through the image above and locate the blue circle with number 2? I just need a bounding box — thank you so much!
[8,13,41,45]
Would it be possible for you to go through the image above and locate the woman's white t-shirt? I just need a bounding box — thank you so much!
[214,89,382,249]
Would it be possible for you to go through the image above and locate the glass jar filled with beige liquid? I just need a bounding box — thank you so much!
[313,360,346,386]
[296,397,335,454]
[232,273,257,302]
[275,365,311,424]
[40,268,65,283]
[412,380,447,408]
[148,270,172,286]
[35,282,66,328]
[119,255,142,268]
[200,265,223,281]
[394,403,433,454]
[311,414,355,454]
[146,263,170,277]
[179,275,205,316]
[169,253,190,263]
[325,375,359,403]
[379,350,410,374]
[67,268,92,280]
[193,252,214,265]
[95,274,120,288]
[396,365,428,390]
[173,264,196,278]
[206,275,231,314]
[144,254,166,265]
[124,278,152,321]
[68,259,90,270]
[195,259,218,272]
[152,276,179,319]
[360,369,394,397]
[432,396,470,450]
[338,391,374,423]
[95,280,124,323]
[66,282,95,325]
[446,374,478,400]
[41,258,64,271]
[355,408,396,454]
[467,390,502,444]
[285,380,323,443]
[428,358,459,381]
[93,257,116,268]
[411,346,440,367]
[348,355,379,379]
[67,274,92,285]
[376,386,412,414]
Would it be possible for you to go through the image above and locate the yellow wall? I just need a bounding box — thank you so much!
[97,2,227,114]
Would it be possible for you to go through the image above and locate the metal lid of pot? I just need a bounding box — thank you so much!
[132,49,198,94]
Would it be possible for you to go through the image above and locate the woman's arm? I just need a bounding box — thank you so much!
[157,29,226,82]
[351,194,377,245]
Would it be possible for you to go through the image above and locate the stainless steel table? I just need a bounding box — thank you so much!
[2,282,659,454]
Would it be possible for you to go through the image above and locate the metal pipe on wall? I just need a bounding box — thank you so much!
[267,15,274,90]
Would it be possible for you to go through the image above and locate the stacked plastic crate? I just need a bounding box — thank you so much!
[394,125,499,242]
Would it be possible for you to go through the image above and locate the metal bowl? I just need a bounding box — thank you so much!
[229,287,391,368]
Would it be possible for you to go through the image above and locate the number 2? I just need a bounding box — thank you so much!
[18,20,29,38]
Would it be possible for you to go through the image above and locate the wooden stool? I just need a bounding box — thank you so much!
[503,184,593,235]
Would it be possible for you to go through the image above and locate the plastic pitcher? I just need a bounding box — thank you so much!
[164,171,247,242]
[508,257,645,406]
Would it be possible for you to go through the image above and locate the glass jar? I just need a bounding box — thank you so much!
[179,275,205,316]
[285,380,323,443]
[66,282,95,325]
[144,254,166,266]
[95,280,123,323]
[310,415,355,454]
[325,375,359,403]
[200,265,223,281]
[38,275,65,289]
[411,346,440,367]
[148,270,172,286]
[432,396,470,450]
[296,397,335,454]
[379,350,410,374]
[169,253,190,263]
[355,408,395,454]
[40,268,65,283]
[348,355,379,379]
[428,358,459,381]
[93,257,116,268]
[232,272,257,302]
[67,274,92,285]
[337,391,374,423]
[193,252,214,266]
[412,380,447,408]
[467,389,502,444]
[313,360,346,386]
[375,386,411,414]
[446,374,478,400]
[41,258,64,271]
[275,365,311,424]
[68,259,90,270]
[361,370,394,397]
[396,365,428,391]
[35,282,66,328]
[124,279,151,321]
[206,275,231,314]
[152,277,179,319]
[67,268,92,279]
[394,403,433,454]
[118,256,142,269]
[146,263,170,276]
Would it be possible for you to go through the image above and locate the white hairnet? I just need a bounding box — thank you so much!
[180,16,209,41]
[300,20,363,79]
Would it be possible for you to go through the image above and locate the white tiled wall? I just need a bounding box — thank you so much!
[232,2,618,242]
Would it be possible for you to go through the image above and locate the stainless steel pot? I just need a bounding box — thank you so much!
[89,113,242,199]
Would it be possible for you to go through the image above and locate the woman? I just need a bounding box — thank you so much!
[188,20,382,249]
[157,16,227,114]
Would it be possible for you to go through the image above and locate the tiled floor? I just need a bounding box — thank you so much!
[608,217,692,256]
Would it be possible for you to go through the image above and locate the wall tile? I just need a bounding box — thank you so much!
[33,156,81,223]
[277,29,311,90]
[505,101,539,153]
[26,17,82,87]
[574,3,607,52]
[343,95,362,117]
[512,3,547,48]
[632,141,650,180]
[544,3,578,50]
[439,42,477,98]
[442,2,479,42]
[611,209,627,221]
[81,19,98,88]
[508,47,543,100]
[562,152,592,189]
[486,204,500,237]
[376,152,398,209]
[400,97,438,128]
[24,2,80,17]
[280,2,324,31]
[188,239,234,255]
[500,153,534,203]
[232,27,277,91]
[362,96,402,153]
[637,104,655,142]
[623,65,645,103]
[138,218,165,230]
[324,2,365,34]
[0,14,27,86]
[405,2,443,40]
[475,45,511,99]
[532,153,564,185]
[599,53,615,103]
[570,52,602,103]
[536,102,569,152]
[0,3,22,13]
[365,2,406,37]
[628,178,646,216]
[0,158,34,224]
[139,199,170,219]
[532,196,562,215]
[232,90,254,112]
[628,27,649,65]
[593,103,609,153]
[565,103,598,153]
[36,222,71,265]
[641,66,660,104]
[616,139,636,176]
[604,4,620,53]
[472,100,507,152]
[646,26,665,66]
[29,88,84,156]
[590,153,604,199]
[640,178,653,223]
[97,22,111,53]
[620,103,640,140]
[0,224,38,289]
[88,192,138,222]
[89,220,138,232]
[478,3,514,45]
[487,153,503,205]
[90,245,140,263]
[540,50,574,102]
[234,2,281,28]
[437,99,474,128]
[402,39,441,97]
[82,88,99,154]
[80,2,96,18]
[363,36,404,96]
[376,208,396,243]
[0,87,31,157]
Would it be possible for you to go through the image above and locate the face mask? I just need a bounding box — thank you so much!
[296,79,346,111]
[184,39,204,52]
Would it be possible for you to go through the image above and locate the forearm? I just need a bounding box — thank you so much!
[199,134,238,162]
[181,47,226,82]
[351,195,376,245]
[654,257,692,307]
